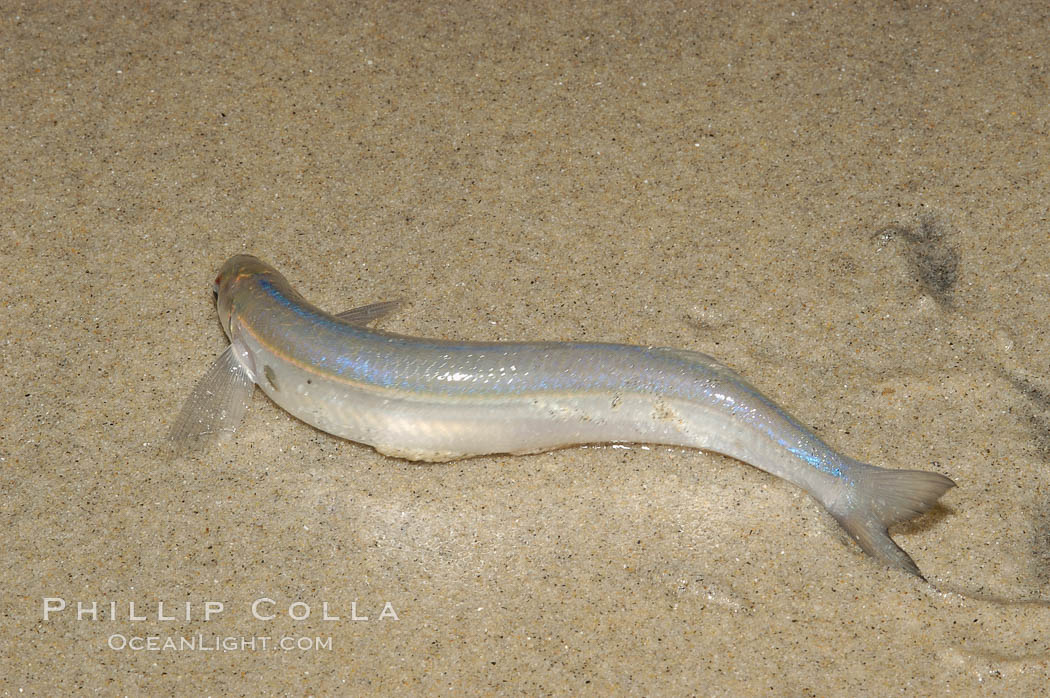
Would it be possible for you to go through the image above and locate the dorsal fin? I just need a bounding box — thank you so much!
[335,300,403,326]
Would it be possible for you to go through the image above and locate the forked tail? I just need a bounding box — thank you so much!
[831,465,956,580]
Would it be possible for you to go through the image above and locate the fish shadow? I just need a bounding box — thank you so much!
[892,500,956,536]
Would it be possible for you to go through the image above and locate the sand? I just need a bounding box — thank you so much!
[3,0,1049,694]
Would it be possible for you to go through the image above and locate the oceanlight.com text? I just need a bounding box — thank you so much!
[107,634,333,651]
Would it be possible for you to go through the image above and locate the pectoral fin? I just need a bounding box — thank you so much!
[169,345,255,457]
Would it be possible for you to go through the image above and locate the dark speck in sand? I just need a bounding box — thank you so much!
[878,215,960,307]
[1005,373,1050,462]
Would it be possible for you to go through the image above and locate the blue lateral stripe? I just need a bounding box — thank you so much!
[258,277,846,479]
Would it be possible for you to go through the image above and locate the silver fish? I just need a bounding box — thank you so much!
[171,255,955,578]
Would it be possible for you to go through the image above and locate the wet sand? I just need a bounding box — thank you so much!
[3,1,1050,693]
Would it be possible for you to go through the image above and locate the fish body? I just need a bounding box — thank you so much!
[173,255,955,578]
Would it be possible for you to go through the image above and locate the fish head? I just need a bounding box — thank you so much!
[214,254,279,339]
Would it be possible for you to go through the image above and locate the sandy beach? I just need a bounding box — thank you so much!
[3,1,1049,693]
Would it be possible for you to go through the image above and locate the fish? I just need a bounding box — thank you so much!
[171,254,955,579]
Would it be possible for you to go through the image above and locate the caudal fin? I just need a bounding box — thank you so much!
[832,466,955,579]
